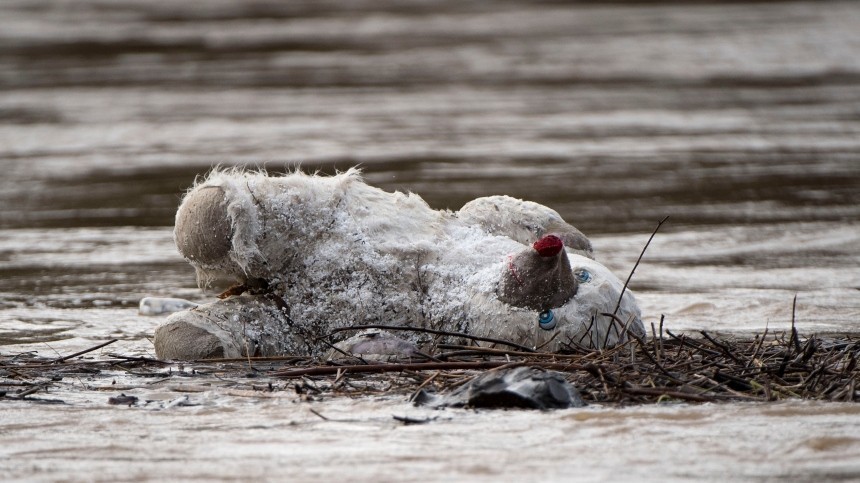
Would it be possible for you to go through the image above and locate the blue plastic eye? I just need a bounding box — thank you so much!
[538,309,556,330]
[574,269,592,283]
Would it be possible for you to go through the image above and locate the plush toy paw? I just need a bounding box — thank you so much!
[153,313,235,360]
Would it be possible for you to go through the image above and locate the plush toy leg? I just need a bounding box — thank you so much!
[153,315,237,360]
[153,294,294,360]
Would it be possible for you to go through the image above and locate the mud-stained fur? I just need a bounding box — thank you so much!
[154,168,643,359]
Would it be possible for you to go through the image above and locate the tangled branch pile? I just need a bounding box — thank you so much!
[2,326,858,406]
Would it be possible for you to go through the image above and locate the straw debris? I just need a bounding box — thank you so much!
[2,327,858,406]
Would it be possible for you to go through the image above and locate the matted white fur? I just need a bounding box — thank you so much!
[154,168,643,359]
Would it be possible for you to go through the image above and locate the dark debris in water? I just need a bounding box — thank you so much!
[1,328,859,409]
[392,414,437,425]
[107,394,139,406]
[413,366,585,410]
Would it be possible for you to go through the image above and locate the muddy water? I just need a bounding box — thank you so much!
[3,396,860,482]
[1,1,860,481]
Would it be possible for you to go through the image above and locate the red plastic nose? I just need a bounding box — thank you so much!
[533,234,564,258]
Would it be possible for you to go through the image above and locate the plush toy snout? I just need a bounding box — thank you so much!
[498,234,577,311]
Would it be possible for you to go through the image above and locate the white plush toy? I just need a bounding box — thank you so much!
[153,168,643,360]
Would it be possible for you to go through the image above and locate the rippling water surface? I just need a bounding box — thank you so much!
[1,1,859,481]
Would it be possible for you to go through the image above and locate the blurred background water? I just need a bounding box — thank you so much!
[1,0,859,351]
[1,2,860,481]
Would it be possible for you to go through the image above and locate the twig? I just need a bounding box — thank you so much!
[436,344,586,360]
[273,360,585,378]
[621,385,713,403]
[105,354,173,365]
[308,408,329,421]
[535,331,560,351]
[746,326,768,370]
[700,331,743,364]
[410,371,442,399]
[789,294,802,353]
[11,383,51,398]
[190,355,310,363]
[658,315,665,362]
[613,215,668,316]
[651,323,660,363]
[665,330,722,357]
[53,339,118,363]
[275,361,509,378]
[392,414,437,425]
[321,324,536,353]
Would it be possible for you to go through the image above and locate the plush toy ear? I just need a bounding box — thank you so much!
[175,185,232,265]
[498,235,577,311]
[543,220,593,259]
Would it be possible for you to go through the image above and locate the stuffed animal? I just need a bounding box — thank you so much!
[153,168,643,360]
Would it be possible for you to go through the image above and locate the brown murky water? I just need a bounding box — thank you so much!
[1,1,859,481]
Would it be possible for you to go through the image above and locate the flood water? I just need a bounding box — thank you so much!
[1,1,859,481]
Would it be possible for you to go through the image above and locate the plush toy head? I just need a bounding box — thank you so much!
[459,232,642,352]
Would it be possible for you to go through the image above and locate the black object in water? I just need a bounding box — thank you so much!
[414,366,585,410]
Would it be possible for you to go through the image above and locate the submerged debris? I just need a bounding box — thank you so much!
[414,366,584,409]
[107,394,139,406]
